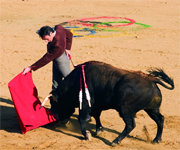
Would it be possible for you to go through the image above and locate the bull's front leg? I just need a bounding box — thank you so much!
[78,110,92,140]
[92,109,104,136]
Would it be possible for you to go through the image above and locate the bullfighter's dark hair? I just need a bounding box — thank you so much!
[37,26,55,38]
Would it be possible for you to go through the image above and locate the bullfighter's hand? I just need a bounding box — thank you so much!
[23,66,32,75]
[65,49,71,60]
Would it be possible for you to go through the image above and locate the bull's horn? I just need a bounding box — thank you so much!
[39,94,52,109]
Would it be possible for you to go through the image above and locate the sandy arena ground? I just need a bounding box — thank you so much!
[0,0,180,149]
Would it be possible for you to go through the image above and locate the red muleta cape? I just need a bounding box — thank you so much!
[8,72,58,134]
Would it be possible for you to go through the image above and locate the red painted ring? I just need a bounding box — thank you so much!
[74,16,135,27]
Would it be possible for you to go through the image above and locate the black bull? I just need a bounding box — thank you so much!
[46,61,174,146]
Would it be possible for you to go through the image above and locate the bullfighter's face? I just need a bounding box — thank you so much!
[42,32,54,43]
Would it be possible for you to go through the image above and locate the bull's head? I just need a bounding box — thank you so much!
[40,93,75,121]
[40,94,59,114]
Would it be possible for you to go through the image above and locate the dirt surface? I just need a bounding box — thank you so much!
[0,0,180,149]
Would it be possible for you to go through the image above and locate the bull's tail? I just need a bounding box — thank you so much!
[148,68,174,90]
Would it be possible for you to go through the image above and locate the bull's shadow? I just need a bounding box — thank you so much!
[44,114,147,146]
[0,98,147,145]
[0,98,21,133]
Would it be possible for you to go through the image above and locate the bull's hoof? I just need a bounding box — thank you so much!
[85,130,92,141]
[111,141,120,147]
[96,127,104,136]
[111,142,118,147]
[111,138,120,147]
[152,138,161,143]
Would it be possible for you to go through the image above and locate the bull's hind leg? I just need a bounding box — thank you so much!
[144,109,164,143]
[112,116,136,146]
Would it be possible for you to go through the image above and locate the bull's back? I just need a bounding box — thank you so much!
[84,61,160,111]
[65,61,161,111]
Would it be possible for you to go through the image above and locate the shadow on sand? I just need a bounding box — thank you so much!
[44,114,147,146]
[0,98,21,133]
[1,97,147,146]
